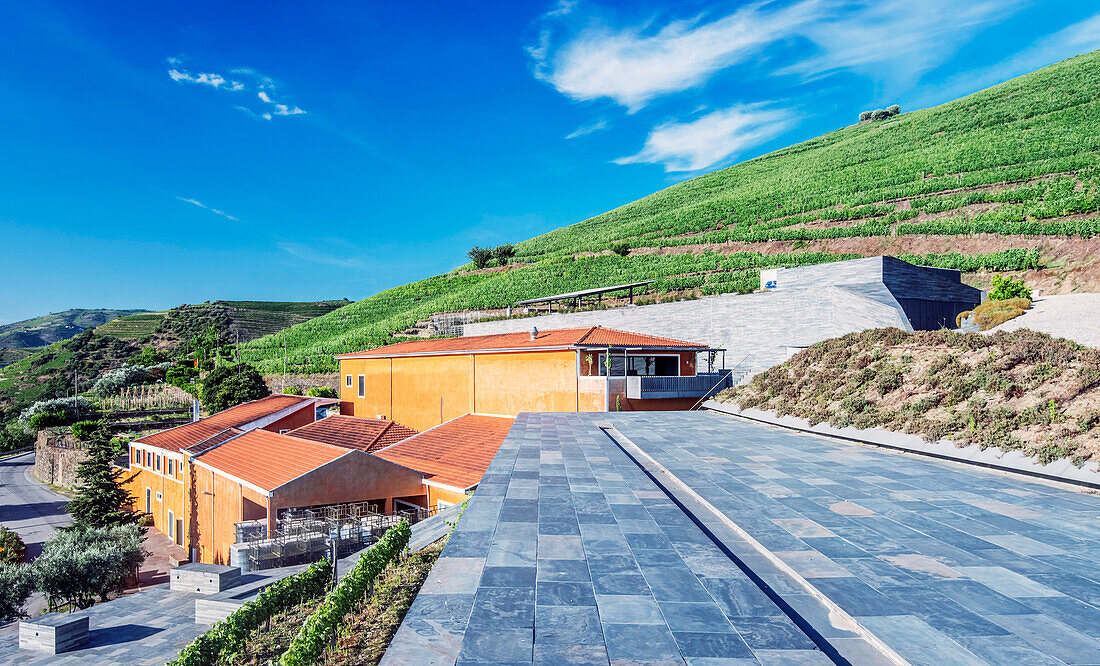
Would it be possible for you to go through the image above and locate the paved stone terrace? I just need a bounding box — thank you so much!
[385,411,1100,665]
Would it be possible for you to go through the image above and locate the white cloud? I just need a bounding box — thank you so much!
[616,106,793,172]
[532,0,1025,111]
[565,118,608,139]
[277,242,365,269]
[911,9,1100,108]
[176,197,239,222]
[167,68,242,90]
[257,90,306,120]
[531,1,827,112]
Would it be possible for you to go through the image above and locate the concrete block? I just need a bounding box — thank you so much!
[19,613,89,654]
[170,562,241,594]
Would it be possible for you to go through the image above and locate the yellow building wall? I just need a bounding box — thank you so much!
[125,446,188,548]
[472,351,579,415]
[427,485,469,508]
[391,355,475,430]
[339,358,393,420]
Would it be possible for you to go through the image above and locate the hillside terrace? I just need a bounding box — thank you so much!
[384,411,1100,665]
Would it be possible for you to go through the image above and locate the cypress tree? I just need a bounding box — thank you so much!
[67,422,140,528]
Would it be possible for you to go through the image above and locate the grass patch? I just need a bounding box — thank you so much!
[956,297,1032,330]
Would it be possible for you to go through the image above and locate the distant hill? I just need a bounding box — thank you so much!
[0,308,147,349]
[240,50,1100,374]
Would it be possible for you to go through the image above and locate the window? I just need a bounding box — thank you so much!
[155,455,162,472]
[167,459,175,476]
[595,354,679,377]
[168,511,175,542]
[144,451,151,467]
[345,374,352,387]
[156,491,163,502]
[145,488,151,513]
[357,375,365,398]
[279,429,290,434]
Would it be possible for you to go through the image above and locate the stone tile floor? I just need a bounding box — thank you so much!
[384,411,1100,665]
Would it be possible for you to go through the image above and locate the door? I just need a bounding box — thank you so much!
[176,519,184,546]
[168,511,176,543]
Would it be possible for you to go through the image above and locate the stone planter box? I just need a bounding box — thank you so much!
[19,613,89,654]
[170,563,241,594]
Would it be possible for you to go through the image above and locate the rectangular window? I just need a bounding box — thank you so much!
[279,429,290,434]
[357,375,365,398]
[168,511,175,542]
[145,488,151,513]
[345,374,352,387]
[144,451,151,467]
[596,354,679,377]
[156,491,163,502]
[155,455,162,472]
[168,459,175,476]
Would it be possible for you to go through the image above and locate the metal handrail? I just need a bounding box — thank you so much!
[690,354,754,410]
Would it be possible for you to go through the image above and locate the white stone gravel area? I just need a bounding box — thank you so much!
[987,293,1100,348]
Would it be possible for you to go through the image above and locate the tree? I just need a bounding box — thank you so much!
[0,563,33,623]
[67,422,141,529]
[33,525,146,610]
[492,244,516,266]
[306,387,337,398]
[200,363,270,413]
[467,246,492,269]
[988,274,1032,301]
[131,346,164,366]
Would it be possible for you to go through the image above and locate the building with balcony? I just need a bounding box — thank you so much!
[335,326,729,431]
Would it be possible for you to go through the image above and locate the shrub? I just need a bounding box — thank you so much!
[858,110,872,122]
[201,363,271,413]
[20,397,97,429]
[70,419,104,442]
[0,525,26,564]
[279,521,411,666]
[0,420,34,453]
[131,346,164,366]
[886,104,901,116]
[0,563,33,623]
[988,274,1032,301]
[306,387,338,398]
[610,242,631,256]
[282,386,302,395]
[171,557,333,666]
[33,524,146,610]
[492,244,516,266]
[467,246,492,269]
[870,108,889,121]
[958,297,1032,331]
[92,365,151,397]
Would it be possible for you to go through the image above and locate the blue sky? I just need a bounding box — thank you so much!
[1,0,1098,325]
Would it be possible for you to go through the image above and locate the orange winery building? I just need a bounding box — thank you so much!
[336,326,729,431]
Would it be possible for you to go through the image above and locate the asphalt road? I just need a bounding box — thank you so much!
[0,452,72,560]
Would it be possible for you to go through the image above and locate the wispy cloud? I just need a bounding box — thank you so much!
[531,0,1024,111]
[530,1,827,112]
[911,9,1100,108]
[277,241,365,269]
[616,105,794,172]
[257,90,306,120]
[565,118,608,139]
[175,196,239,221]
[166,57,306,120]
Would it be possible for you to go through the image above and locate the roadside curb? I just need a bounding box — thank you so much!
[703,401,1100,491]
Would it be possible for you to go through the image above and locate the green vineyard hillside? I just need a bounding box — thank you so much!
[240,50,1100,375]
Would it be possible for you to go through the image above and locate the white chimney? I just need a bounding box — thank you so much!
[530,327,538,340]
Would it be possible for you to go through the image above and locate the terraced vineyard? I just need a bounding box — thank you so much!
[240,50,1100,374]
[96,312,168,339]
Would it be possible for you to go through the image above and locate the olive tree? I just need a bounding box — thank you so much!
[34,525,146,610]
[0,563,33,623]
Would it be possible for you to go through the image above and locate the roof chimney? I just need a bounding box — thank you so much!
[530,327,538,340]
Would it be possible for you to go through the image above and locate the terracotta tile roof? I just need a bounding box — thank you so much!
[374,414,514,491]
[134,394,315,453]
[289,416,418,453]
[336,326,707,358]
[193,429,351,493]
[181,428,244,456]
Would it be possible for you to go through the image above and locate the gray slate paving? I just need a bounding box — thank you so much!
[386,411,1100,665]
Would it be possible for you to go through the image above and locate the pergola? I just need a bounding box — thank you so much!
[515,280,655,313]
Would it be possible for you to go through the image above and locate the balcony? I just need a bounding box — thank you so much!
[625,371,733,400]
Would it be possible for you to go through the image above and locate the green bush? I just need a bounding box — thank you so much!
[170,557,333,666]
[0,525,26,564]
[200,363,270,413]
[467,246,492,269]
[282,386,302,396]
[279,521,411,666]
[0,563,33,623]
[988,274,1032,301]
[70,419,103,442]
[20,397,97,430]
[306,387,337,398]
[33,524,146,610]
[610,242,630,256]
[492,244,516,266]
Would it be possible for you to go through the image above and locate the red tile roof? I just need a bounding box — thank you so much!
[134,394,316,453]
[336,326,707,358]
[182,428,244,456]
[374,414,514,491]
[289,416,418,453]
[193,429,352,492]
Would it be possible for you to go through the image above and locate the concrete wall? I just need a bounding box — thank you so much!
[464,287,909,375]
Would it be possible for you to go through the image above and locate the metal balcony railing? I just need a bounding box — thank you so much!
[625,371,733,399]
